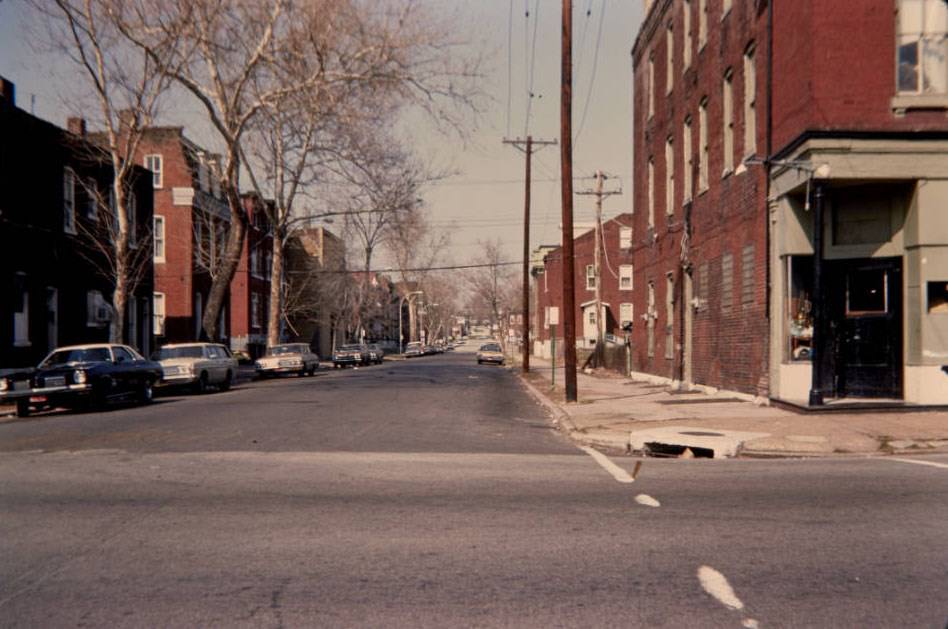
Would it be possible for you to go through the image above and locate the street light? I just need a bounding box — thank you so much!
[399,291,423,354]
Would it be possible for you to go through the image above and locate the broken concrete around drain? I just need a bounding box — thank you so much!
[625,425,771,459]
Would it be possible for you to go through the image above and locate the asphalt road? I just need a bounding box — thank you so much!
[1,352,946,627]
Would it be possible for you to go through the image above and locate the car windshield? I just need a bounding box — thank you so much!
[41,347,112,367]
[480,344,501,352]
[268,345,300,355]
[155,346,204,360]
[407,342,422,348]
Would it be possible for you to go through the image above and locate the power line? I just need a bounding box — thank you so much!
[506,0,514,139]
[574,0,607,147]
[524,0,541,136]
[286,260,523,275]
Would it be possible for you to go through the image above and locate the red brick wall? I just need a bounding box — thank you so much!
[632,0,769,394]
[772,0,948,153]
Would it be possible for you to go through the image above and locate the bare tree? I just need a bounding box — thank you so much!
[466,239,515,335]
[112,0,483,341]
[32,0,178,342]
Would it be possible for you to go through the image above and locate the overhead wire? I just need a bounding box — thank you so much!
[523,0,541,136]
[506,0,514,139]
[574,0,607,147]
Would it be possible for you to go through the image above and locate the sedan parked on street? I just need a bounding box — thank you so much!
[0,344,162,417]
[154,343,238,393]
[366,344,385,365]
[333,344,370,368]
[404,341,424,357]
[476,343,505,366]
[255,343,319,377]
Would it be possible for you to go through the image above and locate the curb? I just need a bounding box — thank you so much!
[516,371,577,434]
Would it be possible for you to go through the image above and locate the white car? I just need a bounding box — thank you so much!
[155,343,238,393]
[256,343,319,377]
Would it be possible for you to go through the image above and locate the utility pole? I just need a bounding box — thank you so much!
[577,170,622,367]
[560,0,578,402]
[503,135,557,374]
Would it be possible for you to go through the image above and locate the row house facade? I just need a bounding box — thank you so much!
[0,77,155,368]
[230,194,274,359]
[534,214,637,358]
[132,126,231,346]
[632,0,948,405]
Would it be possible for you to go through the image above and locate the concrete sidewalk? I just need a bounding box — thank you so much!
[517,356,948,458]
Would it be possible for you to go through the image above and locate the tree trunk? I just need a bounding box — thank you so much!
[110,186,130,344]
[203,188,247,341]
[267,234,284,346]
[409,299,417,342]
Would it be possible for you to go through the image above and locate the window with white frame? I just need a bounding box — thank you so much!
[744,43,757,157]
[620,303,634,327]
[648,53,655,118]
[897,0,947,95]
[647,158,655,229]
[699,97,709,191]
[665,273,675,359]
[683,0,692,70]
[722,69,734,174]
[698,0,707,49]
[63,168,76,234]
[620,265,634,290]
[588,310,596,325]
[154,215,166,262]
[683,116,693,203]
[586,265,597,290]
[647,281,656,357]
[665,136,675,215]
[144,154,163,189]
[666,23,674,94]
[619,226,632,249]
[13,272,29,347]
[153,292,165,336]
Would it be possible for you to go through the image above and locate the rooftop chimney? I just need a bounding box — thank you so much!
[67,116,87,136]
[0,77,15,106]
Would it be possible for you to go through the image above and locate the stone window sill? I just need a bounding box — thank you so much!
[891,94,948,112]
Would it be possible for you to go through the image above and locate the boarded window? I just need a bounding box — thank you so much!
[741,244,755,306]
[721,253,734,313]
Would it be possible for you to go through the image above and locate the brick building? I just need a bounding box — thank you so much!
[229,194,273,359]
[134,127,231,346]
[534,214,636,359]
[632,0,948,405]
[0,77,154,368]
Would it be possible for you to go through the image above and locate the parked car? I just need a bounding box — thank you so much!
[404,341,424,357]
[476,342,505,366]
[366,344,385,365]
[0,344,162,417]
[154,343,238,393]
[255,343,319,377]
[333,344,370,368]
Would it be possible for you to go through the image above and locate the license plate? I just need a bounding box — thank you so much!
[13,381,29,391]
[44,377,65,387]
[163,366,179,375]
[278,360,297,367]
[29,395,47,403]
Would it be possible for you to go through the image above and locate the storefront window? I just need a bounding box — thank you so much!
[929,281,948,313]
[786,256,814,361]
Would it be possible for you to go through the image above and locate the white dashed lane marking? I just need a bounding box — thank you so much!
[634,494,661,507]
[579,446,638,483]
[697,566,760,627]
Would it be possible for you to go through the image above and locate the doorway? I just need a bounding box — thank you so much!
[823,258,902,398]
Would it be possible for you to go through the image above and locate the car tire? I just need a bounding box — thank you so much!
[139,380,154,404]
[220,371,233,391]
[194,373,208,394]
[15,399,30,418]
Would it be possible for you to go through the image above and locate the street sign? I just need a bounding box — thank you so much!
[546,306,559,326]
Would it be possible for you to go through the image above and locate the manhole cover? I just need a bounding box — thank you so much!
[678,431,725,437]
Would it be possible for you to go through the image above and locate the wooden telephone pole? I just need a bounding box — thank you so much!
[560,0,578,402]
[577,170,622,367]
[503,135,557,374]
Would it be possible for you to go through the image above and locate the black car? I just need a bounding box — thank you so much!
[0,344,163,417]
